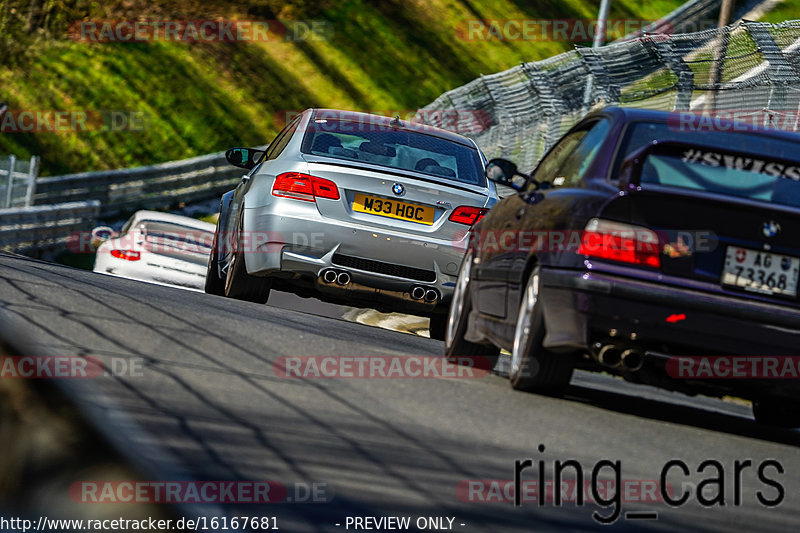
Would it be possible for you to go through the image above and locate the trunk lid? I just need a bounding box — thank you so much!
[304,156,491,241]
[599,141,800,306]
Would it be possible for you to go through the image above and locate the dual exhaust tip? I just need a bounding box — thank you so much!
[320,269,351,286]
[593,344,644,372]
[410,285,439,304]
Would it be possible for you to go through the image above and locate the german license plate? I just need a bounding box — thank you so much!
[721,246,800,297]
[352,194,435,225]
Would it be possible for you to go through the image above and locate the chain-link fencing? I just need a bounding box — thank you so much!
[416,19,800,172]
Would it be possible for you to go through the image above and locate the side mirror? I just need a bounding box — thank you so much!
[485,158,519,185]
[226,147,265,170]
[90,226,116,250]
[486,158,538,192]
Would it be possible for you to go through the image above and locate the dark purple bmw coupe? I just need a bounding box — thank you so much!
[445,106,800,427]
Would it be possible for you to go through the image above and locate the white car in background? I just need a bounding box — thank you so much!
[92,211,215,292]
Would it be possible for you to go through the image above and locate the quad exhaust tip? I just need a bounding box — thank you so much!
[322,269,338,284]
[410,286,427,300]
[410,286,439,303]
[320,269,352,286]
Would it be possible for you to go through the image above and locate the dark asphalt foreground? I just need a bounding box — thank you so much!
[1,251,800,532]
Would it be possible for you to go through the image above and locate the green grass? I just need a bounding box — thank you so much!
[759,0,800,24]
[0,0,778,175]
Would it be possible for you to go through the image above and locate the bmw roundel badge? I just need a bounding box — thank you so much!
[392,183,405,196]
[762,220,781,238]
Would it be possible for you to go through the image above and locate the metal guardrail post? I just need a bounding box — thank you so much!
[4,155,16,209]
[582,0,611,112]
[24,155,40,207]
[578,47,620,108]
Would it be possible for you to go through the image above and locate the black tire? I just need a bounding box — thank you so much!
[204,221,225,296]
[428,314,447,341]
[225,247,271,303]
[224,215,271,304]
[508,267,574,395]
[444,252,500,368]
[752,397,800,427]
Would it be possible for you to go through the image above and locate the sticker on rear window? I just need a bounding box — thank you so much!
[681,149,800,181]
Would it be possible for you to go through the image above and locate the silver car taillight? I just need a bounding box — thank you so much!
[272,172,340,202]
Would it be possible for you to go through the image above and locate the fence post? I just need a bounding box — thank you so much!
[24,155,40,207]
[577,47,620,109]
[4,155,16,209]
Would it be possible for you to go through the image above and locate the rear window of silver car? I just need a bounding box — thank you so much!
[300,119,485,186]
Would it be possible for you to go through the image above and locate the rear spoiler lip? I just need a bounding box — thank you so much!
[618,139,800,189]
[301,154,490,195]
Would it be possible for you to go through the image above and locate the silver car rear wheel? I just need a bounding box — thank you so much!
[204,219,225,296]
[444,251,499,366]
[224,215,272,304]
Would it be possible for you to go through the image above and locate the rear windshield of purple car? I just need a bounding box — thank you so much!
[300,119,486,187]
[613,121,800,207]
[640,150,800,208]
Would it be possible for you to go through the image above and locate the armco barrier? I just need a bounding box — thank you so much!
[0,200,100,256]
[1,146,266,255]
[32,150,251,218]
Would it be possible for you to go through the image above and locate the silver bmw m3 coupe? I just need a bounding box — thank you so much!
[205,109,499,339]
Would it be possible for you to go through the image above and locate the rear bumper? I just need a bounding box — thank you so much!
[93,254,207,292]
[240,205,464,313]
[540,267,800,352]
[539,267,800,399]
